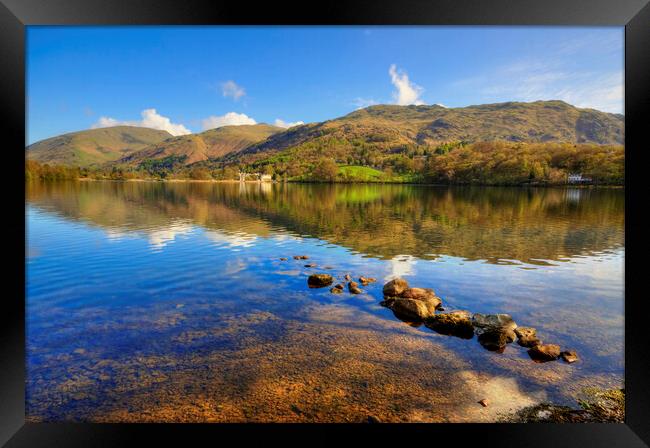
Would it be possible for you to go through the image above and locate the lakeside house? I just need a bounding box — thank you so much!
[238,171,273,182]
[567,173,591,184]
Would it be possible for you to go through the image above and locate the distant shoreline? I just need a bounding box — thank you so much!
[71,178,623,188]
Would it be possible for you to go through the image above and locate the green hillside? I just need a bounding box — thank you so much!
[226,101,623,167]
[116,124,282,167]
[26,126,173,167]
[25,101,625,185]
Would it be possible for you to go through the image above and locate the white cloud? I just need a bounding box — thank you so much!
[388,64,425,106]
[554,72,623,114]
[138,109,192,135]
[352,97,379,109]
[92,109,191,136]
[274,118,304,128]
[94,117,122,128]
[555,32,622,57]
[450,54,623,114]
[201,112,257,130]
[221,80,246,101]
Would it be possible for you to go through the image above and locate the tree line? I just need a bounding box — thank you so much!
[26,141,624,185]
[239,141,624,185]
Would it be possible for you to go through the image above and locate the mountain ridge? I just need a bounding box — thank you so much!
[26,126,173,167]
[227,100,623,165]
[26,100,624,170]
[117,124,282,166]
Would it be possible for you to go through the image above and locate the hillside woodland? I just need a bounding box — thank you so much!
[26,101,624,185]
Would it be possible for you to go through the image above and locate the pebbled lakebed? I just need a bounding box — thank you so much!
[25,181,624,422]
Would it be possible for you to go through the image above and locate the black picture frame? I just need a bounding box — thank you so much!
[2,0,648,445]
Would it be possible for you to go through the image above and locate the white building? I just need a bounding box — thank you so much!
[567,173,591,183]
[237,171,273,182]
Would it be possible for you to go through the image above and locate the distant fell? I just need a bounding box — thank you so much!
[117,124,282,166]
[26,126,173,167]
[26,101,624,171]
[228,100,623,165]
[348,101,624,145]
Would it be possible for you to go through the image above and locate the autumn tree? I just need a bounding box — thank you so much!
[312,158,339,182]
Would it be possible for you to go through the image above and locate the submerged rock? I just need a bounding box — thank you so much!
[528,344,561,362]
[561,350,579,363]
[307,273,333,288]
[344,274,352,281]
[425,310,474,339]
[294,255,309,260]
[390,297,437,322]
[514,327,541,348]
[348,282,363,294]
[383,278,409,297]
[329,287,343,294]
[304,263,317,268]
[359,276,377,285]
[279,257,288,261]
[478,330,512,353]
[472,313,517,334]
[333,283,344,290]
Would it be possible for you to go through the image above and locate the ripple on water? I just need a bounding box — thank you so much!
[25,182,625,422]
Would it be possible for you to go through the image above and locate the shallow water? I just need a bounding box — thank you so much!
[26,181,624,422]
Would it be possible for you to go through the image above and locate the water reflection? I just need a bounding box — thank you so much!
[25,180,624,422]
[26,181,624,264]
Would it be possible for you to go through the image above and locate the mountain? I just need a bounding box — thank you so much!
[224,100,624,165]
[115,124,282,166]
[26,101,624,172]
[26,126,173,167]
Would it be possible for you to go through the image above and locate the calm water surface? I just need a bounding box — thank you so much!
[26,181,624,422]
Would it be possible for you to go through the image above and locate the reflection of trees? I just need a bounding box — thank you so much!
[26,181,275,238]
[27,181,624,264]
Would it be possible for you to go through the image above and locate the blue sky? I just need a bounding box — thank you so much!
[27,26,623,144]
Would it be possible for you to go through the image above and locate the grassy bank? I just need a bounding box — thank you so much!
[502,388,624,423]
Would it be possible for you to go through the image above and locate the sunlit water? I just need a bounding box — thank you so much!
[26,181,624,422]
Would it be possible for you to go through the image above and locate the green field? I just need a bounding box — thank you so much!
[338,165,385,181]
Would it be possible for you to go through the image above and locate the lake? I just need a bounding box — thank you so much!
[25,181,625,422]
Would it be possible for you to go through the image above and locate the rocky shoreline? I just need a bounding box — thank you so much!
[298,263,579,365]
[501,388,624,423]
